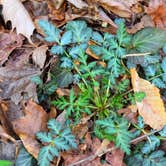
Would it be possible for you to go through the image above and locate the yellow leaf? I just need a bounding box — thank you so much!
[1,0,35,43]
[130,68,166,129]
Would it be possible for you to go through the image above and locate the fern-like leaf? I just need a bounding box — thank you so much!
[38,20,60,43]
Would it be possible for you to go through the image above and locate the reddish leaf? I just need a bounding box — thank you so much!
[146,0,166,29]
[105,143,125,166]
[0,32,24,66]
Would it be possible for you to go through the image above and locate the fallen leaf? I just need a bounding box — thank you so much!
[127,15,154,34]
[0,32,24,66]
[105,143,125,166]
[47,0,66,21]
[32,45,48,68]
[67,0,88,9]
[95,139,110,157]
[12,100,48,158]
[118,106,138,123]
[146,0,166,29]
[86,41,100,60]
[0,64,40,105]
[0,125,16,143]
[1,0,35,43]
[130,68,166,129]
[0,100,18,137]
[96,0,142,18]
[56,88,70,96]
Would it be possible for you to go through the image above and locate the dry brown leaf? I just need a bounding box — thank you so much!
[0,32,24,66]
[127,15,154,34]
[1,0,35,43]
[67,0,88,9]
[146,0,166,29]
[32,45,48,68]
[96,0,142,18]
[56,88,70,96]
[86,41,100,60]
[0,125,16,143]
[105,142,125,166]
[12,100,48,158]
[130,68,166,129]
[0,64,40,105]
[95,139,110,157]
[0,100,18,138]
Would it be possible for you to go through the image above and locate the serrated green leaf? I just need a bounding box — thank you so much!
[51,45,64,54]
[38,20,60,43]
[141,136,160,154]
[92,31,103,43]
[55,69,73,88]
[15,147,37,166]
[159,125,166,136]
[61,31,73,45]
[144,65,156,77]
[132,28,166,53]
[161,57,166,72]
[69,43,87,59]
[152,78,166,88]
[30,75,43,85]
[66,21,92,43]
[60,57,73,68]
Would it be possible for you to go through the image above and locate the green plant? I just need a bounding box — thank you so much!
[143,57,166,88]
[94,115,133,154]
[126,126,166,166]
[36,119,77,166]
[38,19,166,157]
[15,147,37,166]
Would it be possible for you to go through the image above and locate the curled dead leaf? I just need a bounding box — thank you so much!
[1,0,35,43]
[0,32,24,66]
[12,100,48,158]
[130,68,166,129]
[32,45,48,68]
[146,0,166,29]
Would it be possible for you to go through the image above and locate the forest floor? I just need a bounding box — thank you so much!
[0,0,166,166]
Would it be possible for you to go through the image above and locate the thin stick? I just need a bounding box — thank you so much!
[68,147,116,166]
[124,52,151,57]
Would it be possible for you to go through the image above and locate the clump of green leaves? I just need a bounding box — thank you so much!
[94,115,133,154]
[36,119,77,166]
[126,128,166,166]
[37,18,166,158]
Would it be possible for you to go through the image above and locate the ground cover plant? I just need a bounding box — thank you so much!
[1,1,166,166]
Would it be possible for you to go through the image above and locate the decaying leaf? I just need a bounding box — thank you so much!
[105,142,125,166]
[130,68,166,129]
[67,0,88,9]
[0,32,24,66]
[12,100,48,158]
[1,0,35,43]
[146,0,166,29]
[0,65,40,105]
[96,0,142,18]
[0,125,16,143]
[32,45,48,68]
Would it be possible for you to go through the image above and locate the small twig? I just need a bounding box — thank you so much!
[130,129,161,144]
[124,52,151,57]
[68,147,116,166]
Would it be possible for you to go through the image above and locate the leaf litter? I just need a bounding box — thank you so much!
[0,0,166,166]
